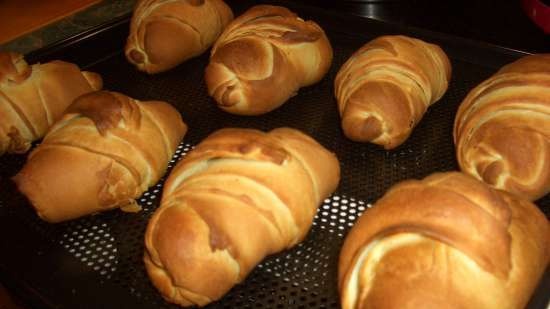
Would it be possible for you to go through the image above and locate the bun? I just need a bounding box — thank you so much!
[339,172,549,309]
[13,91,187,222]
[0,52,102,155]
[454,53,550,201]
[144,127,340,306]
[125,0,233,74]
[334,35,451,149]
[205,5,333,115]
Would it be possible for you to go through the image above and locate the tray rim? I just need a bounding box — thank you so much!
[23,0,533,68]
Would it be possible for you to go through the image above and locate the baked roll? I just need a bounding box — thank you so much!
[125,0,233,74]
[339,172,549,309]
[205,5,333,115]
[334,35,451,149]
[144,127,340,307]
[13,91,187,223]
[454,54,550,201]
[0,52,102,155]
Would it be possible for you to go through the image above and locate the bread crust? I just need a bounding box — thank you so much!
[338,172,549,309]
[334,35,451,149]
[144,127,340,306]
[205,5,333,115]
[454,54,550,201]
[13,91,187,223]
[125,0,233,74]
[0,52,103,155]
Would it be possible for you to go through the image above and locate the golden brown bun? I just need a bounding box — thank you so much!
[12,91,187,223]
[0,52,103,155]
[338,172,549,309]
[454,53,550,201]
[125,0,233,74]
[334,35,451,149]
[144,127,340,307]
[205,5,333,115]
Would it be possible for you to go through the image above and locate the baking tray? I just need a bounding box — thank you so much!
[0,1,548,308]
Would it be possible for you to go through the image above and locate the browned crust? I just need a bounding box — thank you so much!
[125,0,234,74]
[204,5,333,115]
[13,90,187,222]
[144,127,340,306]
[454,53,550,201]
[334,35,451,149]
[338,172,550,309]
[0,52,103,156]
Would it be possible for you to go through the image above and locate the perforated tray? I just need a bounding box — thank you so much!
[0,1,548,308]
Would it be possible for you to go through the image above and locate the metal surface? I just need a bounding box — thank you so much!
[0,1,548,308]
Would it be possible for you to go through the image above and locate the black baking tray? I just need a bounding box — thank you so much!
[0,1,548,308]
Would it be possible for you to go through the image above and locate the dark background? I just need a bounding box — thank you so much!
[298,0,549,54]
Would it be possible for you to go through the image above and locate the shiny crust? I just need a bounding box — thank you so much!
[12,91,187,223]
[0,52,103,155]
[204,5,333,115]
[454,53,550,201]
[334,35,451,149]
[144,127,340,306]
[125,0,233,74]
[338,172,549,309]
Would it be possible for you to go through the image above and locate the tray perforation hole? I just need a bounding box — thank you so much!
[60,221,118,277]
[313,195,370,236]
